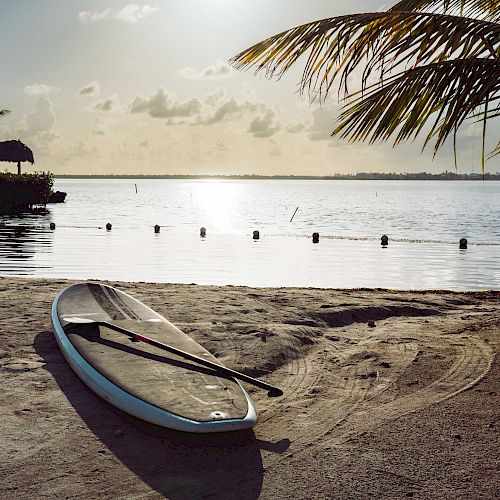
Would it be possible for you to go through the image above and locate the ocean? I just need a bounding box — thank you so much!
[0,178,498,290]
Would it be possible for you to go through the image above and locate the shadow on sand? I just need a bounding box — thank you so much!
[34,330,290,498]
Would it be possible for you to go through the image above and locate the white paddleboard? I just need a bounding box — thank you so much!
[51,283,258,432]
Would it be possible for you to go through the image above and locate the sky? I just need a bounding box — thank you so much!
[0,0,498,175]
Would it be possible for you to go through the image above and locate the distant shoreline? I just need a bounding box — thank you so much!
[54,173,500,180]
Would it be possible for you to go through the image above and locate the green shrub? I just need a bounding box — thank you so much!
[0,171,54,210]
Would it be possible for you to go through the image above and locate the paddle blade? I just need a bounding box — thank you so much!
[267,388,283,397]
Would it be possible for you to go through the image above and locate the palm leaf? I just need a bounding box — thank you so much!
[389,0,500,21]
[0,110,10,117]
[489,140,500,157]
[470,101,500,119]
[231,2,499,162]
[230,12,500,100]
[332,58,500,158]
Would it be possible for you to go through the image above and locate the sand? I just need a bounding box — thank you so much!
[0,277,498,499]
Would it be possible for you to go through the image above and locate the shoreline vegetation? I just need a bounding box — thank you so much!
[0,171,54,212]
[54,172,500,180]
[0,172,67,213]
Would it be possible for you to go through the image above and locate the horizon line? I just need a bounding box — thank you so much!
[52,172,499,180]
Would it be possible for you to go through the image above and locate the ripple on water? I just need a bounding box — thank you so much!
[0,179,499,290]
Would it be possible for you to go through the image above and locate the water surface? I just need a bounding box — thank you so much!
[0,179,498,290]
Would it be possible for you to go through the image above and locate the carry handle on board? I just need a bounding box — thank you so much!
[63,317,283,397]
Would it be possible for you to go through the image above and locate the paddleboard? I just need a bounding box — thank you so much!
[51,283,258,432]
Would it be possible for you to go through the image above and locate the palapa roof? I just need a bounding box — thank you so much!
[0,140,34,164]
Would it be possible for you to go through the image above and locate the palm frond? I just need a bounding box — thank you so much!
[481,98,488,175]
[389,0,500,22]
[469,100,500,119]
[489,140,500,157]
[230,12,500,100]
[0,109,10,117]
[332,59,500,157]
[486,110,500,118]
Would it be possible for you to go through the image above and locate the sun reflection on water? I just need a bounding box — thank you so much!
[190,181,247,233]
[1,179,499,290]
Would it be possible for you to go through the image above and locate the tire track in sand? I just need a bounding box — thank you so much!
[315,334,494,450]
[262,339,420,458]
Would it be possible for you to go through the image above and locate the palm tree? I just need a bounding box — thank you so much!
[231,0,500,175]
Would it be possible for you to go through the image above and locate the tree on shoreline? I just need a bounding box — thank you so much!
[231,0,500,174]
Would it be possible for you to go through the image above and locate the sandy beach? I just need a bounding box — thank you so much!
[1,277,498,499]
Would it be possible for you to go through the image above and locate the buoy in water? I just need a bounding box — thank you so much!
[200,227,206,237]
[381,234,389,246]
[49,222,56,230]
[253,230,260,240]
[154,225,160,234]
[459,238,467,249]
[312,232,319,243]
[106,223,112,231]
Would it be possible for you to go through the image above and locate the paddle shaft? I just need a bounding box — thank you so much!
[96,321,283,397]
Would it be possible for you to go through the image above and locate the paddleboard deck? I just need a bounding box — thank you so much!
[51,283,258,432]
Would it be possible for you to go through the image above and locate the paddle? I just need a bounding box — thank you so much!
[63,317,283,397]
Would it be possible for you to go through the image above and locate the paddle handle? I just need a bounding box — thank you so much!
[98,321,283,397]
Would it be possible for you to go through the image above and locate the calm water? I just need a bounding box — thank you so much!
[0,179,499,290]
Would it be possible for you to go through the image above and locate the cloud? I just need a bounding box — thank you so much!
[178,60,232,80]
[307,106,337,141]
[215,140,228,152]
[78,81,100,96]
[247,109,280,138]
[129,88,201,118]
[165,118,189,126]
[204,88,226,106]
[286,120,309,134]
[114,4,158,23]
[129,87,282,138]
[78,9,112,23]
[67,141,100,160]
[199,97,262,125]
[0,125,11,141]
[78,4,158,24]
[19,97,56,137]
[94,96,118,112]
[203,98,251,124]
[6,98,60,156]
[24,84,60,96]
[269,140,282,157]
[91,119,105,135]
[29,131,61,154]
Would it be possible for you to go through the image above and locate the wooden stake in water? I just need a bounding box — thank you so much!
[135,183,137,194]
[290,206,299,223]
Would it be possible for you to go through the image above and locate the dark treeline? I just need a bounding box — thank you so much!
[0,172,54,212]
[54,172,500,180]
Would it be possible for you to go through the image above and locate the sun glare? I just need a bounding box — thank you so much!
[192,181,244,233]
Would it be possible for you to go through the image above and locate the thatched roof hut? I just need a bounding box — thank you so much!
[0,140,34,174]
